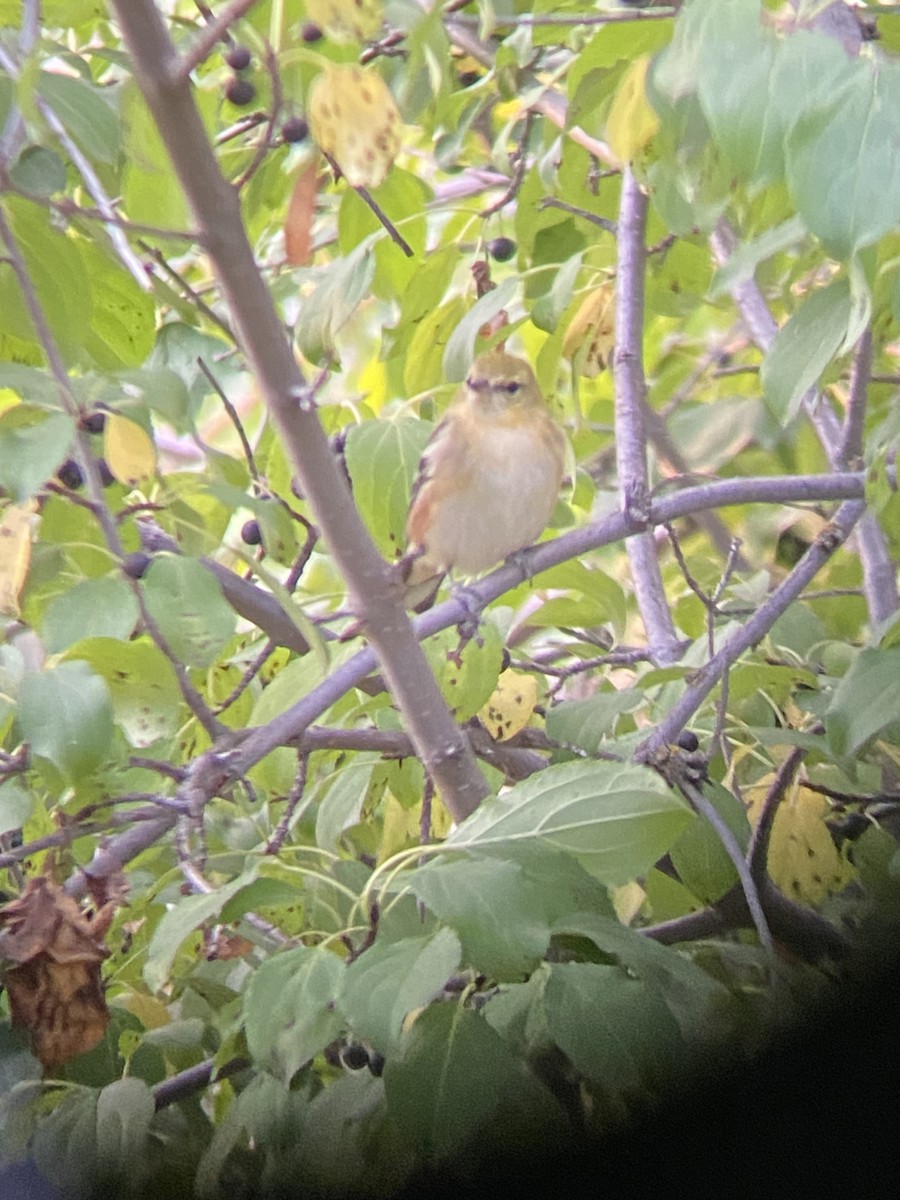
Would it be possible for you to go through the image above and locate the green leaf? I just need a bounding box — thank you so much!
[407,856,552,980]
[543,960,686,1091]
[17,660,113,781]
[244,945,344,1082]
[442,277,519,383]
[0,780,31,836]
[825,648,900,757]
[120,81,189,229]
[384,1001,562,1161]
[0,407,73,500]
[447,761,693,886]
[95,1078,155,1165]
[0,196,91,362]
[544,690,642,752]
[694,0,782,184]
[144,864,259,993]
[344,419,433,559]
[38,71,120,164]
[76,240,156,369]
[63,636,182,748]
[760,278,852,423]
[551,911,734,1039]
[784,46,900,258]
[42,575,139,652]
[294,243,375,361]
[315,753,382,852]
[30,1088,102,1195]
[424,621,504,721]
[531,251,583,333]
[668,782,751,904]
[338,928,462,1053]
[141,555,236,668]
[9,146,67,195]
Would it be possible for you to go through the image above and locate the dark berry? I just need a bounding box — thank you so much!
[225,77,256,107]
[241,519,262,546]
[122,551,152,580]
[80,411,106,435]
[341,1043,370,1071]
[300,22,323,43]
[57,459,84,489]
[487,236,517,263]
[225,44,252,71]
[282,115,309,144]
[676,730,700,753]
[97,458,116,487]
[458,71,480,88]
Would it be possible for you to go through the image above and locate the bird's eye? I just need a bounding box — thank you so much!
[502,380,522,395]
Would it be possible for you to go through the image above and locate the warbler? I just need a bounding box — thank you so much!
[402,348,566,610]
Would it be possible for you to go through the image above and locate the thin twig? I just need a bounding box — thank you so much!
[481,112,534,218]
[266,751,311,854]
[838,325,873,467]
[677,776,774,957]
[635,498,867,762]
[747,744,807,882]
[322,152,414,257]
[539,197,617,234]
[173,0,260,83]
[139,241,237,342]
[197,355,260,479]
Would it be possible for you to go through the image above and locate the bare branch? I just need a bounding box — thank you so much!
[635,498,867,761]
[614,167,682,664]
[838,326,873,467]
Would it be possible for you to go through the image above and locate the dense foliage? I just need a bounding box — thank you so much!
[2,1,900,1196]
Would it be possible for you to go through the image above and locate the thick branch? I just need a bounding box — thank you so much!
[230,471,870,779]
[614,168,684,665]
[111,0,490,823]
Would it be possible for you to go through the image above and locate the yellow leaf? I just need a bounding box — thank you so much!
[377,793,420,863]
[562,285,616,377]
[479,670,538,742]
[0,500,37,616]
[746,778,856,906]
[309,65,402,189]
[606,55,660,164]
[104,413,157,485]
[305,0,382,43]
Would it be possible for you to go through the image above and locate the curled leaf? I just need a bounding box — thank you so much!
[563,285,616,377]
[0,875,126,1073]
[0,499,38,616]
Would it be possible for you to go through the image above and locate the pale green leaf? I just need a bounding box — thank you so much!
[338,928,461,1053]
[144,864,259,993]
[446,760,693,886]
[17,661,113,781]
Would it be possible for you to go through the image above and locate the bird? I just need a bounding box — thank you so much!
[402,348,566,610]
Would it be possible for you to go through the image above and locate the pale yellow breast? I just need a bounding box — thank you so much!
[424,418,563,574]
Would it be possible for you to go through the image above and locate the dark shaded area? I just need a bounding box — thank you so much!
[28,946,898,1200]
